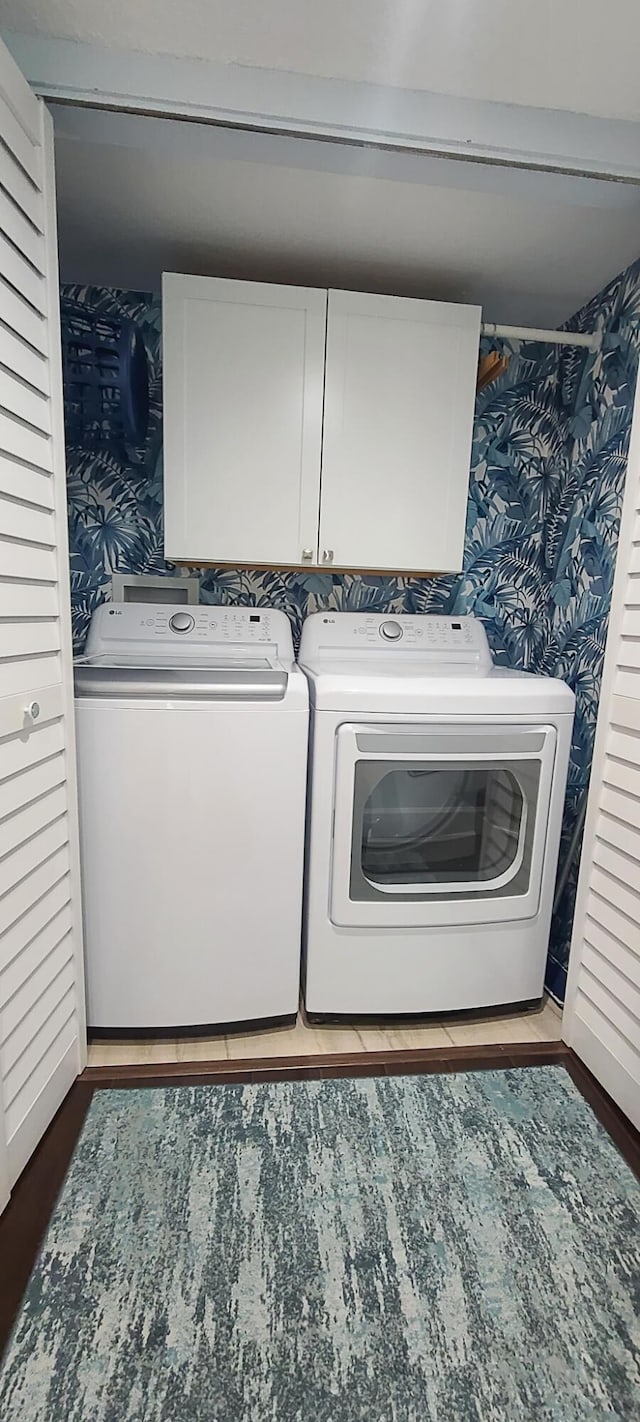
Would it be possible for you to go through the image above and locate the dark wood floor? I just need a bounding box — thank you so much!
[0,1080,94,1362]
[1,1042,638,1362]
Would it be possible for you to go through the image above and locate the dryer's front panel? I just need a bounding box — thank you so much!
[330,722,557,927]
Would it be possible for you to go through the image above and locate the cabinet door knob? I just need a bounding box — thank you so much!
[26,700,40,721]
[322,549,334,564]
[301,548,313,561]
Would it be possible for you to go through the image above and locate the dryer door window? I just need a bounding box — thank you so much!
[355,759,538,899]
[330,722,558,928]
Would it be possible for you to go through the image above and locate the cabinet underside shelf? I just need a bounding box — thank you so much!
[169,560,447,577]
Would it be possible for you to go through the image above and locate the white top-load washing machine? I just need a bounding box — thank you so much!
[74,602,308,1031]
[299,611,575,1018]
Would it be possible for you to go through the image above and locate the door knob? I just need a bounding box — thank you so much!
[322,549,334,564]
[301,549,313,561]
[26,700,40,721]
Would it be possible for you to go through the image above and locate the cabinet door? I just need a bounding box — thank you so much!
[319,290,481,571]
[163,275,326,565]
[0,36,86,1203]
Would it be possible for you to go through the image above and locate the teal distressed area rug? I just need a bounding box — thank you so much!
[1,1068,639,1421]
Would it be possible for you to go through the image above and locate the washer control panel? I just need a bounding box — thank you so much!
[84,602,294,661]
[298,612,493,672]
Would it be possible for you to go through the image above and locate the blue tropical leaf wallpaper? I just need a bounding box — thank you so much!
[62,259,640,1001]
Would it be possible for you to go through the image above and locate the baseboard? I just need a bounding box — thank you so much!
[565,1049,640,1181]
[82,1039,568,1087]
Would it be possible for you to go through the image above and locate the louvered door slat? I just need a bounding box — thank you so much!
[2,961,76,1077]
[1,749,66,824]
[0,451,54,505]
[571,993,640,1127]
[611,693,640,732]
[576,969,640,1052]
[583,914,640,991]
[0,536,57,580]
[0,843,70,940]
[2,989,76,1113]
[0,579,57,619]
[0,714,64,779]
[586,888,640,961]
[0,494,54,542]
[0,319,50,394]
[0,618,60,659]
[565,368,640,1129]
[624,573,640,606]
[581,943,640,1022]
[593,839,640,896]
[0,36,85,1203]
[0,92,41,186]
[2,932,74,1043]
[0,408,52,467]
[621,606,640,639]
[0,189,44,273]
[3,1014,78,1173]
[0,651,61,699]
[602,753,640,801]
[1,905,72,1006]
[590,863,640,925]
[1,875,71,976]
[0,367,51,432]
[0,756,66,830]
[0,229,46,314]
[0,782,67,860]
[0,277,48,354]
[617,639,640,671]
[600,781,640,832]
[0,143,43,231]
[597,810,640,867]
[607,726,640,763]
[614,666,640,698]
[0,814,68,899]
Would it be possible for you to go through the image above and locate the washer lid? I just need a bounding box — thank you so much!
[74,655,288,700]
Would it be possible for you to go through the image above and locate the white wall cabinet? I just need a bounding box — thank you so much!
[163,276,481,572]
[320,289,481,571]
[163,275,327,566]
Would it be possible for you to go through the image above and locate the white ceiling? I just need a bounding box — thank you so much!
[5,0,640,121]
[52,106,640,327]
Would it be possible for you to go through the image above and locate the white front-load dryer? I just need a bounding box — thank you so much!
[75,602,308,1031]
[299,612,575,1017]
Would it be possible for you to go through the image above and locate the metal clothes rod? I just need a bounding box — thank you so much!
[482,321,599,350]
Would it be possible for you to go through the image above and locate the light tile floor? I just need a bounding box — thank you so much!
[86,997,563,1067]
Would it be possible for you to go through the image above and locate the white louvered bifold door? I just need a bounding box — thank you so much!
[564,370,640,1129]
[0,38,86,1197]
[0,1094,8,1212]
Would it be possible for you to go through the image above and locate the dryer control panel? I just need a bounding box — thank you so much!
[298,612,493,672]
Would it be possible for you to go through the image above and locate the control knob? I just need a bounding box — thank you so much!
[380,620,403,641]
[169,611,195,633]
